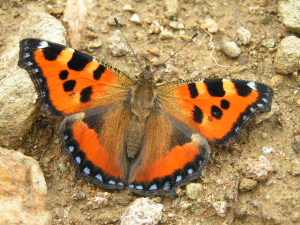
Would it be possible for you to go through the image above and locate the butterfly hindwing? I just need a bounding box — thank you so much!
[18,38,134,116]
[128,110,210,196]
[60,105,131,190]
[158,78,274,145]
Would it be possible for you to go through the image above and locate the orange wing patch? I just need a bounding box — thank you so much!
[18,39,134,116]
[159,79,274,145]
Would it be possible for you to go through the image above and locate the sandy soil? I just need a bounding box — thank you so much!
[1,0,299,224]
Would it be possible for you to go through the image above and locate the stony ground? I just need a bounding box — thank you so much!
[1,0,300,224]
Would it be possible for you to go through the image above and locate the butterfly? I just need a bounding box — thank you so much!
[18,38,274,196]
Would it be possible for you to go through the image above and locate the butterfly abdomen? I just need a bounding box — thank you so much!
[126,79,158,158]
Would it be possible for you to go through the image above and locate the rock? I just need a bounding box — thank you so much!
[292,135,300,154]
[221,41,241,58]
[159,29,177,40]
[185,183,203,199]
[107,30,129,56]
[120,198,163,225]
[130,13,141,24]
[279,0,300,33]
[63,0,93,48]
[123,5,135,12]
[262,146,275,154]
[169,20,184,29]
[212,201,228,217]
[290,158,300,176]
[270,75,284,87]
[261,39,276,48]
[201,18,218,33]
[0,11,66,148]
[239,178,258,192]
[149,20,163,34]
[86,192,111,209]
[245,155,274,181]
[0,147,50,224]
[274,36,300,74]
[164,0,179,18]
[236,27,251,45]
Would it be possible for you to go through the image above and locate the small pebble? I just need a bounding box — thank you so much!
[108,30,129,56]
[292,135,300,154]
[262,146,275,154]
[123,5,134,12]
[239,178,258,192]
[201,18,218,33]
[279,0,300,33]
[221,41,241,58]
[290,158,300,176]
[185,183,203,199]
[120,198,163,225]
[149,20,162,34]
[270,75,284,87]
[261,39,276,48]
[130,13,141,24]
[236,27,251,45]
[212,201,228,217]
[159,29,177,40]
[164,0,179,18]
[245,155,273,181]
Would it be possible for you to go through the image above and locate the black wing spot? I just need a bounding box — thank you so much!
[42,43,64,61]
[93,64,106,80]
[193,105,204,124]
[188,83,199,98]
[80,86,93,103]
[63,80,76,92]
[221,99,230,110]
[67,50,92,71]
[204,79,225,97]
[211,105,223,119]
[233,80,252,97]
[59,70,69,80]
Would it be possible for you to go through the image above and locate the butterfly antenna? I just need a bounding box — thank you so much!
[114,18,144,73]
[152,33,198,74]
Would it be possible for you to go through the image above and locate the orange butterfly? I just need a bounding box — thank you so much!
[18,38,274,196]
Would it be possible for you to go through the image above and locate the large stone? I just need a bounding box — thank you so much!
[0,147,51,224]
[279,0,300,33]
[0,11,66,148]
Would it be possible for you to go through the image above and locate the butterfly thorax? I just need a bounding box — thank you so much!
[126,78,158,158]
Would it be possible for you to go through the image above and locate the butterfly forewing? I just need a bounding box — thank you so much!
[158,78,274,145]
[18,38,134,116]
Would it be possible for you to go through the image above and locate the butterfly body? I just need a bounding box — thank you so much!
[18,38,274,196]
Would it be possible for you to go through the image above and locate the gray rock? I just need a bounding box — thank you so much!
[120,198,163,225]
[0,147,50,224]
[221,41,241,58]
[0,11,66,148]
[239,178,258,192]
[279,0,300,33]
[274,36,300,74]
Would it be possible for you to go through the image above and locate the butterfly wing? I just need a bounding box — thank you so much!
[60,104,131,190]
[128,110,210,196]
[18,38,134,116]
[157,78,274,145]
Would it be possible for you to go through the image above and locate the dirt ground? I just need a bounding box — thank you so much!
[1,0,300,224]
